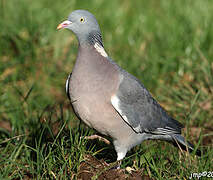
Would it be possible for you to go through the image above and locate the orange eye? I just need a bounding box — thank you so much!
[80,17,85,22]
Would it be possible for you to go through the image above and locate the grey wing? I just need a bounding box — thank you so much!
[111,71,183,135]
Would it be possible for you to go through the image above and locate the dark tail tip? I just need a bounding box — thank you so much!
[172,134,201,156]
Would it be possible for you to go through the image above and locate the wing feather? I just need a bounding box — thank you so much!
[66,72,72,100]
[111,71,183,135]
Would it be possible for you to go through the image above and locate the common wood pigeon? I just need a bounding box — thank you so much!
[57,10,201,162]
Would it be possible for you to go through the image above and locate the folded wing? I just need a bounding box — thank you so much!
[111,70,183,135]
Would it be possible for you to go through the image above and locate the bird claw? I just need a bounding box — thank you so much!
[81,134,111,145]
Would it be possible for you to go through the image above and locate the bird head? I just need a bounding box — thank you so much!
[57,10,103,46]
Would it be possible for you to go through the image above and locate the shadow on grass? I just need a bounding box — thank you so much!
[18,102,150,179]
[0,101,210,179]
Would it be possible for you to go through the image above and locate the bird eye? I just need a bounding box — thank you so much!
[80,17,85,23]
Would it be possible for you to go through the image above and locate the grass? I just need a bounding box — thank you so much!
[0,0,213,179]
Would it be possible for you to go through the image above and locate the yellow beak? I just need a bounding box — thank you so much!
[57,20,72,30]
[57,23,63,30]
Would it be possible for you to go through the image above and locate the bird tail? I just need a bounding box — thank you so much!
[171,134,201,156]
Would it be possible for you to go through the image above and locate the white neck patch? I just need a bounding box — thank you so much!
[94,42,108,57]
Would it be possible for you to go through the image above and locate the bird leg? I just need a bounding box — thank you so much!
[82,134,111,145]
[115,160,122,169]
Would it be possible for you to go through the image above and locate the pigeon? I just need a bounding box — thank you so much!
[57,10,201,162]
